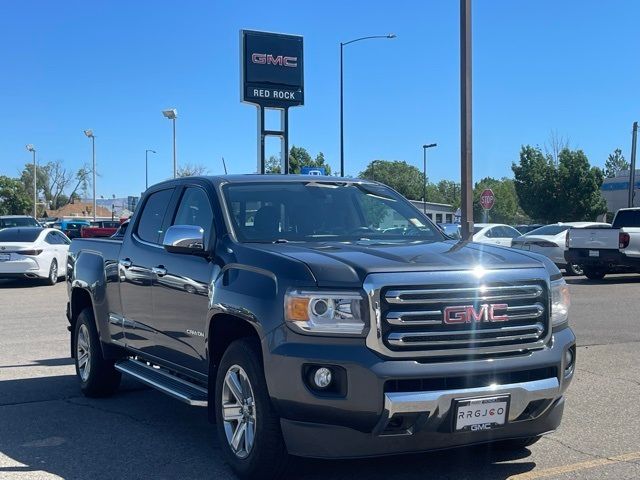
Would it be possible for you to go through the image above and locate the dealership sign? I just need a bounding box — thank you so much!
[241,30,304,107]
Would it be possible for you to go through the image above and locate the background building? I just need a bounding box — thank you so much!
[601,170,640,214]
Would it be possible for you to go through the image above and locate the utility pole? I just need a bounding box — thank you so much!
[422,143,437,214]
[83,130,96,221]
[629,121,638,208]
[26,145,36,218]
[460,0,474,240]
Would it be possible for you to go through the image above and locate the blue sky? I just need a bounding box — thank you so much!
[1,0,639,198]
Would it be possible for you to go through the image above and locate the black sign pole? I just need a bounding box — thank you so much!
[257,106,265,174]
[283,108,289,174]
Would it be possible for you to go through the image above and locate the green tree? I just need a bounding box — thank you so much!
[473,177,526,224]
[435,180,461,208]
[556,149,607,220]
[512,146,607,222]
[265,146,331,175]
[0,176,31,215]
[265,155,281,174]
[359,160,424,200]
[604,148,628,178]
[177,163,209,177]
[288,146,331,174]
[20,160,90,210]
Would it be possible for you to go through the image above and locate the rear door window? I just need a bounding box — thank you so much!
[45,232,60,244]
[136,189,174,244]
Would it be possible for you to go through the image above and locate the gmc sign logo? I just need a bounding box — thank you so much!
[443,304,509,324]
[251,53,298,68]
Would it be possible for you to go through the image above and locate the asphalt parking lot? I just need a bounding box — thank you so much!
[1,275,639,480]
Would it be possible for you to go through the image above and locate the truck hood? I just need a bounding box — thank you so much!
[255,240,546,287]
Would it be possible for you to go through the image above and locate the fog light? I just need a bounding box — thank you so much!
[313,367,332,388]
[564,348,575,373]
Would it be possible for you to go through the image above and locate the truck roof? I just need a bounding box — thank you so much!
[152,174,374,189]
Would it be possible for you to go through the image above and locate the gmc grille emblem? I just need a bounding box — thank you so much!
[443,304,509,324]
[251,53,298,68]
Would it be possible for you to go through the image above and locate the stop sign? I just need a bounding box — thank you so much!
[480,188,495,210]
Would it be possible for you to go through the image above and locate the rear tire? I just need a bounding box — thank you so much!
[583,268,606,280]
[74,308,121,397]
[565,263,583,276]
[215,338,289,480]
[45,259,58,285]
[495,435,542,450]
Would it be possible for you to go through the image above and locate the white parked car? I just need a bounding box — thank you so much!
[0,227,71,285]
[473,223,522,247]
[511,222,610,275]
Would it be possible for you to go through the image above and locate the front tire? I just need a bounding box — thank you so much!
[45,259,58,285]
[583,268,606,280]
[215,338,289,480]
[74,308,121,397]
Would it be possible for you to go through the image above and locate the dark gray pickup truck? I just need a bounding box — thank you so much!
[66,175,575,479]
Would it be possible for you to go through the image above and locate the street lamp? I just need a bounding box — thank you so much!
[340,33,396,177]
[422,143,437,214]
[162,109,178,178]
[25,144,36,218]
[83,130,96,221]
[145,149,156,189]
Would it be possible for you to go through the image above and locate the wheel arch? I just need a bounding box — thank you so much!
[207,313,263,422]
[69,287,95,358]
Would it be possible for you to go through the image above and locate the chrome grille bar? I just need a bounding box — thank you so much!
[386,310,442,326]
[385,284,543,305]
[388,323,544,347]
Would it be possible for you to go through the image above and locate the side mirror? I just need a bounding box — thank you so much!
[163,225,205,255]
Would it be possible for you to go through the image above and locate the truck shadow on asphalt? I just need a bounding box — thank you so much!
[0,374,539,480]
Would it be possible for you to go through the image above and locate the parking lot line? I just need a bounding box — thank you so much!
[508,451,640,479]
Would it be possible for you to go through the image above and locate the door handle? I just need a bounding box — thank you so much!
[152,266,167,277]
[120,258,132,268]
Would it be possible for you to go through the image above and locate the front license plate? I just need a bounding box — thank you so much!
[589,250,599,257]
[454,395,510,432]
[0,253,10,261]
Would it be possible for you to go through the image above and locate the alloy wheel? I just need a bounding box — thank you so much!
[76,324,91,382]
[221,364,256,459]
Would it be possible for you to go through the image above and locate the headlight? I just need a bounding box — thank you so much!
[550,278,570,327]
[284,290,366,336]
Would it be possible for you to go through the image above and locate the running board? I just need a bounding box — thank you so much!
[115,358,208,407]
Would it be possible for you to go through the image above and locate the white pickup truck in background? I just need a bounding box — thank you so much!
[565,207,640,280]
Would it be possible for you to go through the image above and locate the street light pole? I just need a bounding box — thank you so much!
[340,34,396,177]
[26,145,36,218]
[145,149,156,190]
[162,109,178,178]
[83,130,96,221]
[422,143,437,214]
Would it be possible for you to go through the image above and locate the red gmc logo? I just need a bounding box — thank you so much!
[251,53,298,68]
[443,304,509,324]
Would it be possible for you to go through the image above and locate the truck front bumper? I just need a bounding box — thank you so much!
[263,326,575,459]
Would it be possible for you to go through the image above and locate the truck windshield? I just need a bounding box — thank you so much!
[223,181,444,243]
[613,210,640,228]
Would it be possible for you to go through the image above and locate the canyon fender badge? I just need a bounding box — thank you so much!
[186,330,205,338]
